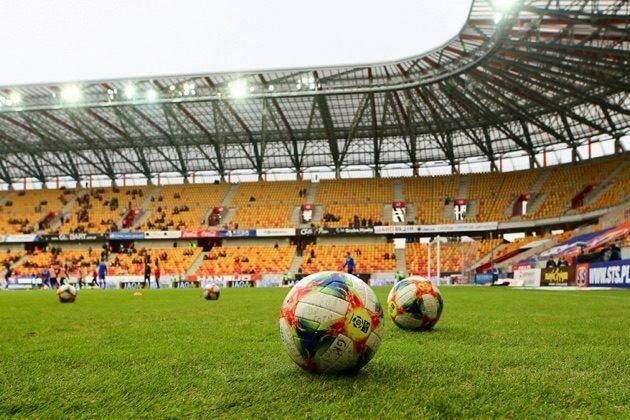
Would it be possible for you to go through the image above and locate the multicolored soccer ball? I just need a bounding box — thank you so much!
[279,271,383,373]
[387,276,443,330]
[56,284,77,303]
[203,283,221,300]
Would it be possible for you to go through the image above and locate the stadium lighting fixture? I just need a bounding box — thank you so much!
[268,85,274,92]
[249,86,255,93]
[9,92,21,104]
[124,85,136,99]
[493,12,503,23]
[230,80,248,98]
[169,85,176,91]
[145,89,158,101]
[61,86,81,102]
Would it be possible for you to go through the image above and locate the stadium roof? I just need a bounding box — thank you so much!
[0,0,628,184]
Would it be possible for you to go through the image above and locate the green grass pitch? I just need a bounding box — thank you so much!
[1,286,628,418]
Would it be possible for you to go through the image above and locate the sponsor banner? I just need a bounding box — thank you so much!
[540,223,629,259]
[540,266,576,287]
[41,233,105,241]
[171,280,200,288]
[513,268,541,287]
[334,227,374,235]
[256,228,296,237]
[576,263,589,288]
[110,275,170,289]
[181,230,220,239]
[453,198,468,206]
[298,227,315,236]
[373,225,418,234]
[201,274,256,288]
[374,222,498,235]
[108,232,145,241]
[586,259,630,288]
[474,273,494,285]
[4,234,39,243]
[297,227,374,236]
[419,222,498,233]
[144,230,182,239]
[512,262,531,271]
[217,229,257,238]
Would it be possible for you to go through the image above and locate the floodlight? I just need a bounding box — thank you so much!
[268,85,274,92]
[61,86,81,102]
[146,89,158,101]
[9,92,21,104]
[230,80,248,97]
[493,12,503,23]
[124,85,136,99]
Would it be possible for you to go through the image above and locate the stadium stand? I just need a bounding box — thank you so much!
[403,175,459,224]
[58,187,151,234]
[142,183,230,231]
[321,203,386,228]
[109,247,202,276]
[226,181,308,229]
[0,249,26,267]
[576,165,630,214]
[230,204,295,229]
[229,181,308,206]
[0,188,73,234]
[300,243,396,273]
[317,178,393,204]
[14,248,98,276]
[523,158,623,220]
[467,170,540,222]
[196,245,296,276]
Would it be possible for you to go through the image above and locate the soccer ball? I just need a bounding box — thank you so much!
[279,271,383,373]
[56,284,77,303]
[203,283,221,300]
[387,276,443,330]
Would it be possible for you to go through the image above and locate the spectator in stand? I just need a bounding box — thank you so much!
[343,252,356,275]
[545,258,557,268]
[558,256,569,267]
[608,243,622,261]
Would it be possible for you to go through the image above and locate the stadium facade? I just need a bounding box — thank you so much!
[0,0,627,187]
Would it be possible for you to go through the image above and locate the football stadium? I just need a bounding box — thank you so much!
[1,0,629,417]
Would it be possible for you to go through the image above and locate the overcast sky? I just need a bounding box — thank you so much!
[0,0,471,87]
